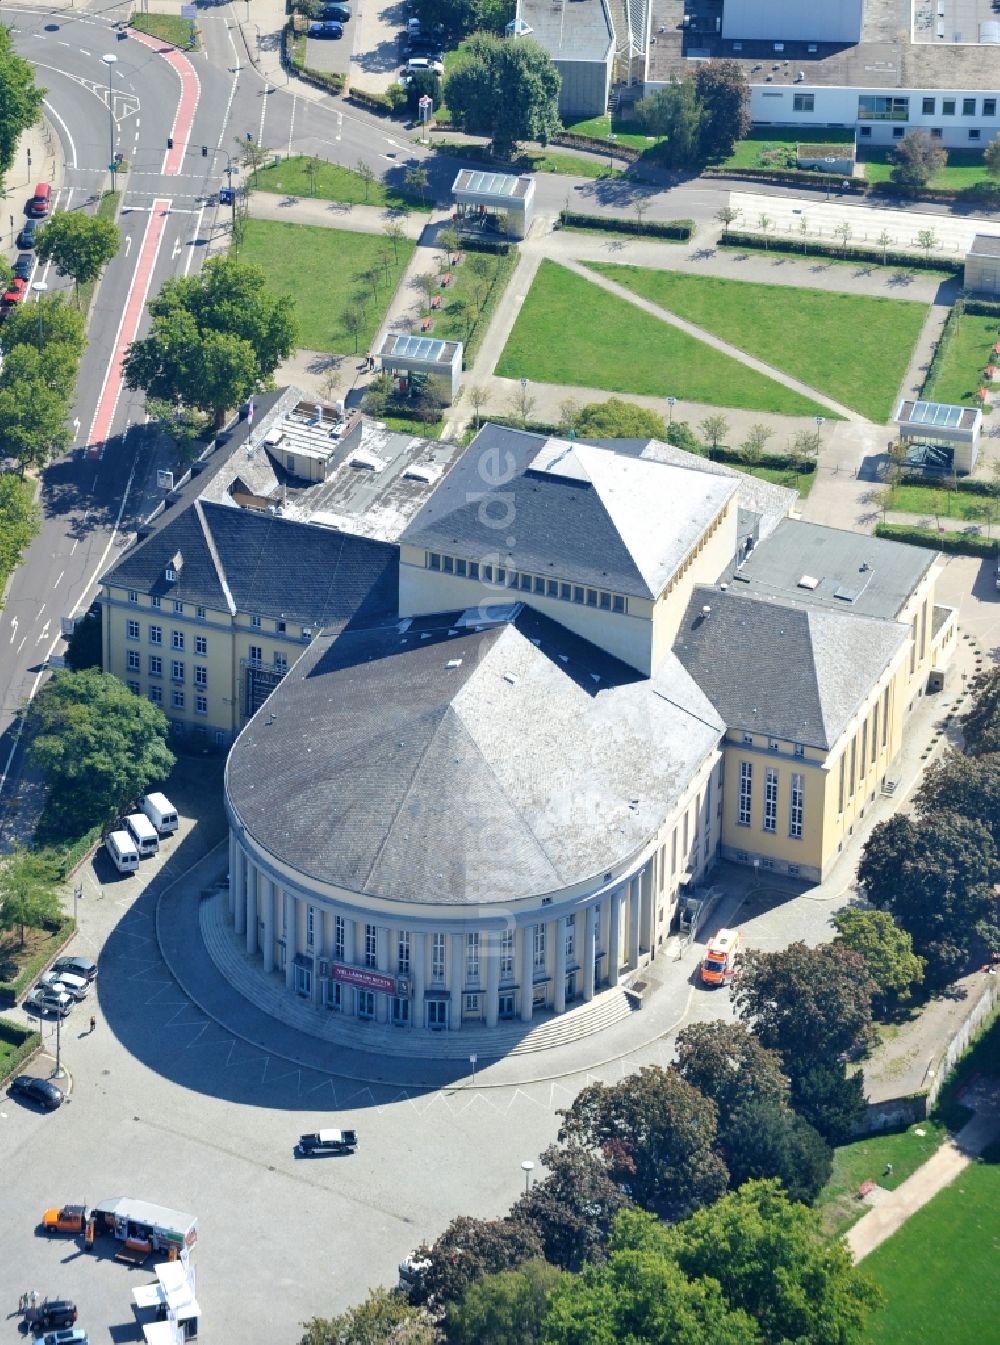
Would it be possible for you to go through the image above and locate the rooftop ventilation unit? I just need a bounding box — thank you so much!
[797,574,820,590]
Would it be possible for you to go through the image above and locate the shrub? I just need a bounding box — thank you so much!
[720,229,960,272]
[0,918,77,1007]
[707,445,818,473]
[874,522,995,557]
[0,1017,42,1084]
[558,210,695,240]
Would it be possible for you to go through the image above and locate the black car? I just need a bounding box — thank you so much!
[295,1129,358,1156]
[307,19,343,36]
[17,218,38,248]
[52,955,98,983]
[25,1300,78,1331]
[13,251,34,281]
[407,34,443,54]
[10,1075,63,1109]
[319,2,351,18]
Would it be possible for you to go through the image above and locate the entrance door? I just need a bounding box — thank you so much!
[427,1000,447,1030]
[391,996,410,1026]
[293,963,312,998]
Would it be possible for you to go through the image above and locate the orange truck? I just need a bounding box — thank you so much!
[42,1204,87,1234]
[701,928,741,986]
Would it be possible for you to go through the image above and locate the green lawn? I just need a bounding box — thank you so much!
[585,264,927,422]
[815,1120,950,1239]
[496,261,833,417]
[720,127,857,171]
[563,112,661,153]
[425,247,518,369]
[861,149,999,192]
[924,311,1000,407]
[885,482,999,523]
[747,464,815,497]
[863,1158,1000,1345]
[238,219,414,355]
[253,155,431,212]
[130,12,197,48]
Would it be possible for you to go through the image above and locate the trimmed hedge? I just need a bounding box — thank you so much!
[348,87,396,116]
[551,131,641,163]
[0,918,77,1007]
[705,165,865,194]
[0,1017,42,1085]
[872,180,1000,207]
[708,445,817,474]
[720,229,961,273]
[454,233,512,256]
[965,299,1000,320]
[874,522,994,557]
[558,210,695,240]
[283,21,345,94]
[922,297,966,399]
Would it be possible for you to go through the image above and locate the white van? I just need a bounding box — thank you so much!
[142,792,178,836]
[106,830,140,875]
[125,811,160,857]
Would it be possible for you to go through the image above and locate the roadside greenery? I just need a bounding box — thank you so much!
[0,475,40,598]
[0,294,87,472]
[36,207,121,304]
[635,60,751,168]
[130,12,198,49]
[443,33,560,160]
[0,1017,42,1082]
[0,25,45,185]
[254,155,432,211]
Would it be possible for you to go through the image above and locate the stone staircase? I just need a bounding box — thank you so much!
[200,893,637,1061]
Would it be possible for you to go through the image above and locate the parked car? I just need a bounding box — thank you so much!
[406,34,443,54]
[42,1204,88,1234]
[27,181,51,217]
[24,1300,78,1331]
[404,55,443,75]
[24,988,72,1018]
[2,277,28,307]
[10,1075,63,1110]
[52,955,98,983]
[295,1128,358,1156]
[32,1331,88,1345]
[13,251,34,281]
[17,218,38,248]
[318,2,351,18]
[307,19,343,36]
[37,971,89,1002]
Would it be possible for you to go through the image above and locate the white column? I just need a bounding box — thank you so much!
[376,926,390,1023]
[245,862,258,956]
[284,892,297,991]
[228,832,238,919]
[520,925,534,1022]
[263,879,275,974]
[554,917,567,1014]
[628,876,641,970]
[485,930,499,1028]
[322,909,334,962]
[608,891,622,987]
[449,932,463,1031]
[343,917,356,1017]
[311,907,323,1005]
[412,931,426,1031]
[640,863,654,958]
[233,847,247,935]
[583,905,597,1001]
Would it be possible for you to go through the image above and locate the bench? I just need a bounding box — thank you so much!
[421,317,433,332]
[430,295,441,310]
[440,272,452,287]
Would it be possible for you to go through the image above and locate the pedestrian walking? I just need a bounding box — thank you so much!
[30,1290,39,1310]
[18,1292,27,1314]
[89,1014,96,1033]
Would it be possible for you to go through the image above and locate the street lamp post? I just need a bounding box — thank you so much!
[666,395,677,427]
[101,54,118,191]
[815,415,825,433]
[31,280,48,343]
[521,1159,534,1195]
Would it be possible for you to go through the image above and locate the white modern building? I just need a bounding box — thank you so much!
[722,0,863,45]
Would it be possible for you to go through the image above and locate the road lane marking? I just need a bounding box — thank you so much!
[128,29,201,173]
[54,571,64,588]
[42,96,77,169]
[8,617,17,644]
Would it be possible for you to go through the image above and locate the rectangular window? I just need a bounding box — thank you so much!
[859,125,872,138]
[127,589,138,604]
[149,655,162,677]
[560,582,572,601]
[127,680,140,695]
[195,695,207,715]
[274,653,287,673]
[838,753,846,813]
[432,932,446,981]
[151,595,161,609]
[469,562,479,580]
[969,129,982,141]
[483,564,494,583]
[456,558,467,577]
[738,762,752,827]
[793,92,814,112]
[533,576,545,594]
[586,589,598,607]
[922,96,935,115]
[768,738,779,752]
[849,739,857,799]
[763,768,778,833]
[860,721,869,777]
[171,630,184,651]
[249,645,263,663]
[127,650,140,671]
[573,587,585,604]
[565,914,575,959]
[985,98,997,117]
[173,600,183,615]
[882,686,890,746]
[171,660,184,683]
[520,574,532,592]
[671,827,677,875]
[533,923,546,971]
[546,579,558,597]
[357,989,375,1020]
[931,127,943,139]
[171,689,184,710]
[195,665,207,687]
[428,552,441,571]
[790,772,804,839]
[612,595,626,613]
[364,923,377,968]
[197,605,206,620]
[892,126,904,139]
[793,743,805,758]
[599,591,611,610]
[742,732,753,745]
[195,635,207,656]
[443,555,454,574]
[149,686,163,705]
[251,614,262,629]
[307,907,315,948]
[127,619,140,641]
[466,931,480,982]
[397,929,410,974]
[858,94,909,120]
[942,98,956,115]
[334,915,345,962]
[496,567,505,584]
[871,704,879,763]
[963,97,975,116]
[500,929,514,979]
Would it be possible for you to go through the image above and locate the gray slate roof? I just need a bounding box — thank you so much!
[227,606,723,906]
[729,519,935,621]
[673,586,908,750]
[401,424,736,600]
[102,499,398,631]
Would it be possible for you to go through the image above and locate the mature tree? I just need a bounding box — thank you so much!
[721,1097,833,1203]
[557,1066,728,1218]
[858,811,998,984]
[545,1209,758,1345]
[405,68,441,117]
[699,413,730,450]
[985,132,1000,185]
[447,1260,562,1345]
[0,340,77,401]
[0,25,45,178]
[693,61,751,159]
[404,165,430,206]
[443,34,561,160]
[383,219,406,263]
[739,423,773,465]
[0,377,72,472]
[124,256,296,428]
[27,669,175,829]
[0,846,62,948]
[890,129,946,190]
[961,668,1000,755]
[64,608,102,672]
[35,210,121,302]
[674,1021,788,1125]
[574,397,667,440]
[408,1216,544,1308]
[715,205,740,235]
[667,420,703,454]
[790,428,822,460]
[916,751,1000,848]
[733,943,875,1066]
[833,907,925,1007]
[510,1144,630,1272]
[790,1061,866,1146]
[665,1180,883,1345]
[1,292,87,359]
[0,473,40,591]
[299,1287,433,1345]
[636,79,704,168]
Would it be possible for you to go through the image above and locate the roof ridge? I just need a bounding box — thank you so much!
[195,500,236,615]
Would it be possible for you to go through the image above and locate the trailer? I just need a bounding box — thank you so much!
[91,1197,197,1261]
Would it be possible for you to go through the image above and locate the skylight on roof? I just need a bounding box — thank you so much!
[797,574,819,590]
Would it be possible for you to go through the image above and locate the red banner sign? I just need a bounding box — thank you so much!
[331,963,396,994]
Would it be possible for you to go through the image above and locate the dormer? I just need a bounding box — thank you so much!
[164,550,183,584]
